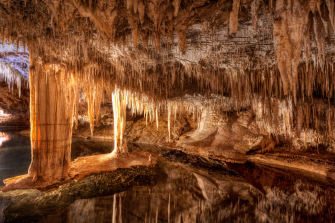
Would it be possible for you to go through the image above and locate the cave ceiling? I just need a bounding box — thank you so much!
[0,0,335,139]
[0,0,334,95]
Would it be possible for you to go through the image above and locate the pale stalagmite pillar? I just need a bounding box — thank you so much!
[28,63,76,181]
[112,89,127,154]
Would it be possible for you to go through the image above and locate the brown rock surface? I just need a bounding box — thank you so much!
[177,108,266,162]
[2,150,157,192]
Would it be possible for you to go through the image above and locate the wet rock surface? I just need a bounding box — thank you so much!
[1,167,157,223]
[1,145,335,223]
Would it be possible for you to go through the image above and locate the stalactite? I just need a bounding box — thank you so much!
[87,82,95,137]
[273,0,309,104]
[229,0,240,34]
[312,12,326,69]
[251,0,262,32]
[168,102,171,142]
[303,15,312,72]
[156,107,159,131]
[172,0,181,17]
[326,0,335,34]
[74,88,80,129]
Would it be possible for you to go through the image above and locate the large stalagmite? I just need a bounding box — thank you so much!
[29,63,76,181]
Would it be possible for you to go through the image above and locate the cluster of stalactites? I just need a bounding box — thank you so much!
[273,0,335,103]
[0,62,26,98]
[252,94,335,146]
[69,56,335,145]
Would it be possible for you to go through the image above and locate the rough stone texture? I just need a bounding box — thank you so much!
[1,166,157,223]
[28,64,76,182]
[2,149,157,192]
[176,108,270,162]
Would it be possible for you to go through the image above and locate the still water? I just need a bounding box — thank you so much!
[1,132,335,223]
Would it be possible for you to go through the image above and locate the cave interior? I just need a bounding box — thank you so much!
[1,0,335,221]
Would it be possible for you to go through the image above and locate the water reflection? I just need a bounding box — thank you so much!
[0,136,335,223]
[0,132,31,188]
[52,156,335,223]
[0,133,9,147]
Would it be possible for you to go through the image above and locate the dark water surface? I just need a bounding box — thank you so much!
[1,132,335,223]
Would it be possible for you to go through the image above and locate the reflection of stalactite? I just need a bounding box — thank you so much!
[119,194,122,223]
[112,194,117,223]
[168,193,171,223]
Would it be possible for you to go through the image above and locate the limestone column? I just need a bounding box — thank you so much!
[112,89,127,154]
[28,63,76,181]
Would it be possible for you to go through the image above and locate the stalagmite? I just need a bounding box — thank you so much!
[28,63,75,181]
[112,88,127,154]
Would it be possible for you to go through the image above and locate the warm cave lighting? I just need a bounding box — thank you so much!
[1,0,335,222]
[0,110,11,122]
[0,132,9,147]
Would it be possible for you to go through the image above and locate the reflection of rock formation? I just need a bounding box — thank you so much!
[68,199,96,223]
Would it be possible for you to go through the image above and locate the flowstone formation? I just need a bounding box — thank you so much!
[1,0,335,190]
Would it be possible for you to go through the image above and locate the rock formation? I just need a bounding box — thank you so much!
[0,0,335,190]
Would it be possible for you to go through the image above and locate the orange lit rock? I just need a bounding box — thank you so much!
[28,63,76,182]
[2,150,157,192]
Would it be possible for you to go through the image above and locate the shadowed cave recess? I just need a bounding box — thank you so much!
[1,0,335,222]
